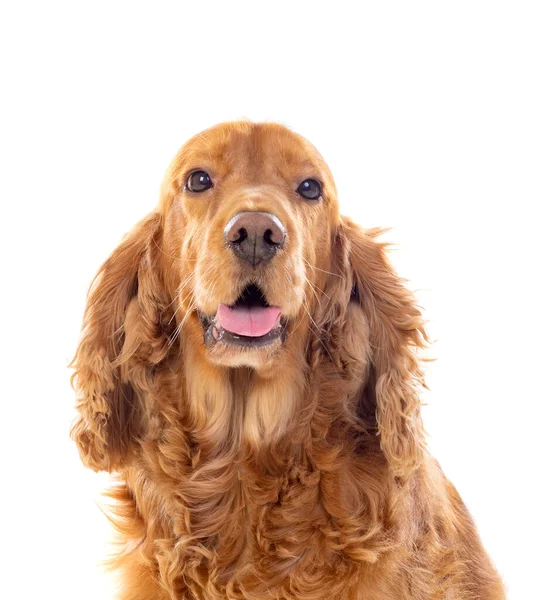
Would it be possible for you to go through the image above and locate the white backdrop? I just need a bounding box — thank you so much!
[1,2,539,598]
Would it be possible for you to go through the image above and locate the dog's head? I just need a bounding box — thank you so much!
[71,122,427,477]
[159,122,340,368]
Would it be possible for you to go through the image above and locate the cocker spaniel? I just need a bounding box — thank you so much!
[71,121,504,599]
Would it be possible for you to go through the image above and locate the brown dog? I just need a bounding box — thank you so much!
[71,121,505,599]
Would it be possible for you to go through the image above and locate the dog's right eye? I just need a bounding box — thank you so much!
[186,170,213,192]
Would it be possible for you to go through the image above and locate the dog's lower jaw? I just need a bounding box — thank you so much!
[199,313,288,368]
[206,334,286,369]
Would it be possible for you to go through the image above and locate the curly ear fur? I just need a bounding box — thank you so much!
[70,213,171,471]
[320,217,428,477]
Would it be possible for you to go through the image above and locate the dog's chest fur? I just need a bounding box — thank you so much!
[119,364,403,599]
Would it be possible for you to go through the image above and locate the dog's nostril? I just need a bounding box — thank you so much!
[264,228,279,246]
[231,227,248,244]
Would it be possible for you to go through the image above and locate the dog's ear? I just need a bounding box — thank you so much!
[318,217,428,477]
[70,213,171,471]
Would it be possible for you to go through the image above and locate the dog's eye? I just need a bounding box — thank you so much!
[296,179,322,200]
[186,170,213,193]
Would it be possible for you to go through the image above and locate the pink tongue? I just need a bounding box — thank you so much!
[217,304,281,337]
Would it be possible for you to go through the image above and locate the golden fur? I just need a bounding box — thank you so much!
[71,122,505,599]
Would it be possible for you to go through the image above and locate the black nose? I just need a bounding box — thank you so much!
[224,211,286,267]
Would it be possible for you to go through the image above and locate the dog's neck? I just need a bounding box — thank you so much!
[182,344,306,457]
[179,327,369,466]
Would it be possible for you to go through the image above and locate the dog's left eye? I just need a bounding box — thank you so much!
[296,179,322,200]
[186,170,213,192]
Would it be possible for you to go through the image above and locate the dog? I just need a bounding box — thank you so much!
[71,121,505,599]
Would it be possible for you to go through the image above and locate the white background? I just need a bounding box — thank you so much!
[1,2,539,598]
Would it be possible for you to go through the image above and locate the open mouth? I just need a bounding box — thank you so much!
[200,284,286,348]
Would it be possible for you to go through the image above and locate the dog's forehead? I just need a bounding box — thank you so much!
[180,122,330,178]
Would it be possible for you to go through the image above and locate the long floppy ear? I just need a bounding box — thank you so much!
[320,216,428,477]
[70,213,171,472]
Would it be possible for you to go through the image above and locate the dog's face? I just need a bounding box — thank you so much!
[160,122,340,368]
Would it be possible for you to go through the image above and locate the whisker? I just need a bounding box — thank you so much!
[283,267,325,342]
[301,295,322,334]
[164,271,196,316]
[165,263,219,349]
[168,294,197,349]
[306,278,331,302]
[168,287,189,326]
[168,265,213,325]
[282,270,306,339]
[303,275,326,308]
[296,283,334,358]
[307,323,333,359]
[152,237,197,263]
[303,257,344,281]
[294,276,322,334]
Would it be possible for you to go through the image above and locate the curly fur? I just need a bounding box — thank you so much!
[71,122,504,599]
